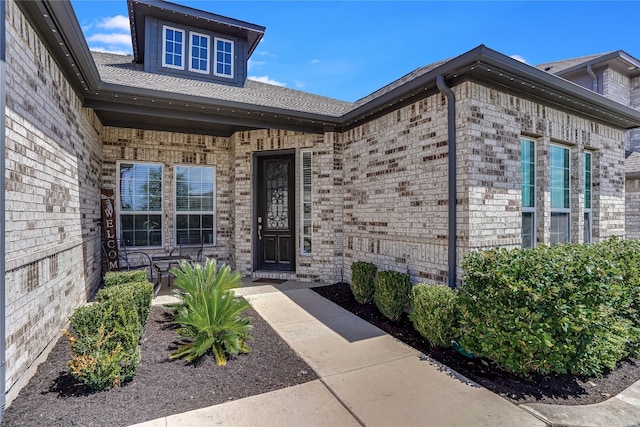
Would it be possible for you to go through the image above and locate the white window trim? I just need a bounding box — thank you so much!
[550,144,571,243]
[521,138,536,248]
[213,37,234,78]
[188,31,211,74]
[116,161,164,249]
[162,25,185,70]
[300,150,312,256]
[584,151,593,243]
[174,165,217,246]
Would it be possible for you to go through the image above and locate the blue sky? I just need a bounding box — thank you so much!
[71,0,640,102]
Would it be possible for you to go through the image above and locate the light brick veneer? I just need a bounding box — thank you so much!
[4,0,103,398]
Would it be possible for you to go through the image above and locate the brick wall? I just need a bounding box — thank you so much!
[101,128,232,263]
[4,0,103,398]
[342,93,453,285]
[628,76,640,152]
[603,67,631,107]
[464,81,626,253]
[341,80,626,286]
[626,179,640,239]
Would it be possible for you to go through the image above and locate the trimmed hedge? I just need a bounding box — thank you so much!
[409,284,459,347]
[104,269,147,287]
[459,237,640,377]
[63,273,154,390]
[96,281,154,337]
[65,297,140,390]
[350,261,377,304]
[374,270,411,321]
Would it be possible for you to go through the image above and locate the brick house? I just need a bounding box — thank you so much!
[3,0,640,408]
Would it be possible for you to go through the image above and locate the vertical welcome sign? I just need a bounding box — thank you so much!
[101,189,120,270]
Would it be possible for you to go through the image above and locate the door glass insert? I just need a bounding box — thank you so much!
[265,161,289,230]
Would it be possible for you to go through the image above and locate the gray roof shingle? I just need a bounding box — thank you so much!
[535,52,615,74]
[92,51,353,117]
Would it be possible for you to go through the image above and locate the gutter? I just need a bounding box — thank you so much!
[586,64,598,92]
[436,75,457,289]
[1,0,7,418]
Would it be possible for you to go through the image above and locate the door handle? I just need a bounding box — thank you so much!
[258,225,262,240]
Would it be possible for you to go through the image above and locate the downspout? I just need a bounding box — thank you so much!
[0,0,7,419]
[436,75,457,289]
[586,64,598,93]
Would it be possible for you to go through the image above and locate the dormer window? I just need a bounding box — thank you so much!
[162,26,185,69]
[214,37,233,78]
[189,32,210,74]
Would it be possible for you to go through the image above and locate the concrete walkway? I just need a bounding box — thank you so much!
[137,280,640,427]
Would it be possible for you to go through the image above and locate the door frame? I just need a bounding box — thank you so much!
[252,150,296,272]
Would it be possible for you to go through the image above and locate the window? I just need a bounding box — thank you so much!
[550,145,571,244]
[521,138,536,248]
[584,152,592,243]
[162,26,184,69]
[118,163,163,247]
[301,151,312,254]
[175,165,215,245]
[189,32,210,74]
[214,37,233,78]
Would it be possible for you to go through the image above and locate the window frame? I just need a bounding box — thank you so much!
[162,25,185,70]
[550,144,571,244]
[188,31,210,74]
[213,37,234,78]
[300,150,313,255]
[174,164,217,246]
[584,151,593,243]
[521,138,536,248]
[117,161,164,248]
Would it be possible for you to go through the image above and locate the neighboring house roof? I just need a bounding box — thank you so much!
[15,0,640,136]
[127,0,265,64]
[626,151,640,178]
[536,52,615,74]
[536,50,640,78]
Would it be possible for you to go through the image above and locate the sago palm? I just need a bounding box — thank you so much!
[169,260,252,365]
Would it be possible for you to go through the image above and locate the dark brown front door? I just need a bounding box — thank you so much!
[256,154,295,271]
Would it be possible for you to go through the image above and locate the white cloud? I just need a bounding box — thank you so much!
[89,46,132,56]
[97,15,130,32]
[295,81,306,89]
[510,54,528,64]
[248,76,287,87]
[248,59,266,71]
[87,33,132,46]
[311,59,321,64]
[259,51,276,58]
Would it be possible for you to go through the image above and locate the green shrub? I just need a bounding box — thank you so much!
[96,281,154,335]
[350,261,377,304]
[409,284,459,347]
[104,269,147,287]
[65,298,141,390]
[373,270,411,321]
[459,237,640,377]
[169,260,252,365]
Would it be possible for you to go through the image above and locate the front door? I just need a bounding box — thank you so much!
[256,154,295,271]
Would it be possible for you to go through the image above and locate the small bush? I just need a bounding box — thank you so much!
[65,295,141,390]
[350,261,377,304]
[96,281,154,335]
[373,270,411,321]
[104,269,147,287]
[409,284,459,347]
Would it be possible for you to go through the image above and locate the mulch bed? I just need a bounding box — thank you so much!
[2,305,317,427]
[312,282,640,406]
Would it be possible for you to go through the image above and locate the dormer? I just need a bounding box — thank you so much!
[127,0,265,87]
